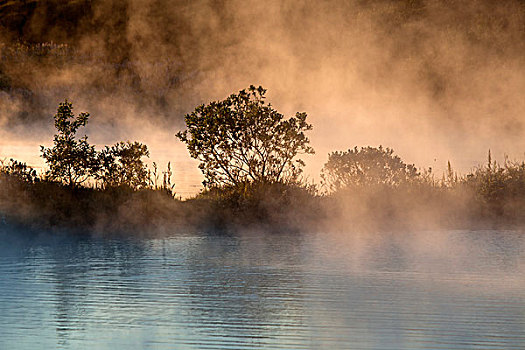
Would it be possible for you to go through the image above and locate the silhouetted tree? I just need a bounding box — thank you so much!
[321,146,420,192]
[97,141,150,190]
[176,85,314,188]
[40,100,98,187]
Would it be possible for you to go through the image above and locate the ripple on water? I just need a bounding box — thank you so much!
[0,229,525,349]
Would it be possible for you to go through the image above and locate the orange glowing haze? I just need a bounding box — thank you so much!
[1,0,524,197]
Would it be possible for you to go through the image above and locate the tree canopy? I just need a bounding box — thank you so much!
[321,146,420,192]
[97,141,150,190]
[41,100,153,191]
[40,100,98,187]
[176,85,314,188]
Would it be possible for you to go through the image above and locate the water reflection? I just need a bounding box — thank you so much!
[1,228,525,349]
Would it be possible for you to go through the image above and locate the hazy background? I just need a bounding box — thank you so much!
[1,0,524,197]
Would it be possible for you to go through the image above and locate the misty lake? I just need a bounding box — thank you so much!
[1,228,525,349]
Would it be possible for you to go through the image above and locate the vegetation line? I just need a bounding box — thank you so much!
[2,86,525,234]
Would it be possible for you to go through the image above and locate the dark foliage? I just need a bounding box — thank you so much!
[0,158,39,184]
[40,100,98,187]
[177,86,314,188]
[97,141,150,190]
[40,100,154,191]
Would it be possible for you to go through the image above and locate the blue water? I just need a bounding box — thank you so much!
[1,228,524,349]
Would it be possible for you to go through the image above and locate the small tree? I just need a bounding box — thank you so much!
[41,100,98,187]
[176,85,314,188]
[321,146,419,193]
[98,141,150,190]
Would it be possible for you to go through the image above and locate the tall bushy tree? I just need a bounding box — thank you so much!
[321,146,419,193]
[176,85,314,188]
[40,100,98,187]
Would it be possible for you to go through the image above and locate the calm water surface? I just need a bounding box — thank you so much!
[1,228,524,349]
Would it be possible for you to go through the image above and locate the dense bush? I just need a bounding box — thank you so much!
[177,86,314,188]
[321,146,420,192]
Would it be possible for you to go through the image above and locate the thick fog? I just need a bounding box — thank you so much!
[1,0,524,196]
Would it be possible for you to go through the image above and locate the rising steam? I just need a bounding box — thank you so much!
[1,0,524,196]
